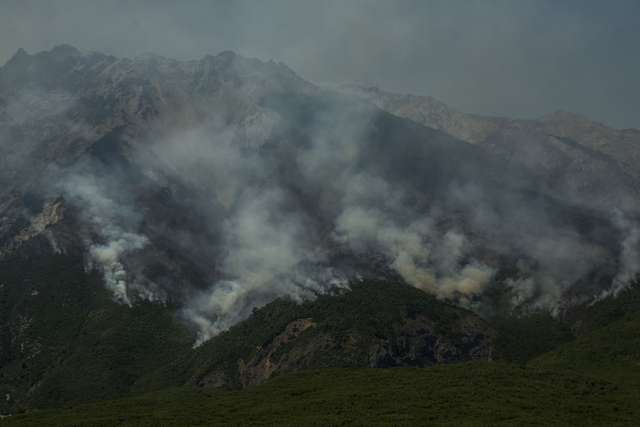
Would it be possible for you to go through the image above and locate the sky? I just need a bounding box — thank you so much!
[1,0,638,128]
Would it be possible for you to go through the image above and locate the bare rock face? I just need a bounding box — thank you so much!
[199,313,494,388]
[238,318,316,386]
[0,197,77,258]
[15,198,64,243]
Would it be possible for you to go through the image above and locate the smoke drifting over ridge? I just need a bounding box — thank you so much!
[141,115,498,341]
[137,111,489,340]
[80,93,627,342]
[1,46,638,344]
[46,87,499,342]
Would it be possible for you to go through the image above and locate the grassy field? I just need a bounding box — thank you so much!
[532,314,640,385]
[3,361,638,427]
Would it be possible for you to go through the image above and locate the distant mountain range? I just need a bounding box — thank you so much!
[344,84,640,208]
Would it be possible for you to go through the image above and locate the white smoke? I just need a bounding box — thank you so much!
[160,100,499,343]
[43,65,635,343]
[334,206,493,302]
[6,48,639,350]
[184,187,347,344]
[61,174,149,304]
[599,210,640,298]
[145,122,350,343]
[89,234,148,305]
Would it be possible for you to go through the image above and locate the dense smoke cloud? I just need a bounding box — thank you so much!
[113,91,502,342]
[33,81,638,343]
[137,119,347,341]
[2,46,638,345]
[184,185,340,343]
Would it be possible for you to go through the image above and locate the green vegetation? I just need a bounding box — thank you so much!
[533,315,640,384]
[533,283,640,385]
[0,248,492,413]
[3,249,640,425]
[5,280,640,426]
[4,362,637,426]
[567,279,640,334]
[492,312,574,364]
[180,280,484,387]
[0,247,194,413]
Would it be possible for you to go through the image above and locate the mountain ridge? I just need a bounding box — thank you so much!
[1,45,637,326]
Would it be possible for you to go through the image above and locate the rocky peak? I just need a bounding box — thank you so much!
[0,45,313,104]
[540,110,594,125]
[5,48,29,65]
[342,83,499,144]
[0,46,318,155]
[47,44,84,58]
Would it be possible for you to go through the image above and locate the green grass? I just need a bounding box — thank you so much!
[532,314,640,385]
[3,362,636,426]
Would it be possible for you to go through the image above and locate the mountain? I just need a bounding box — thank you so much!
[344,84,640,211]
[1,46,639,420]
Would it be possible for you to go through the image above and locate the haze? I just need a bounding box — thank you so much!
[1,0,638,128]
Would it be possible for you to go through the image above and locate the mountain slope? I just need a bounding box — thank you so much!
[0,247,496,414]
[6,281,640,425]
[176,280,495,389]
[6,285,640,425]
[345,84,640,211]
[532,281,640,384]
[0,243,194,414]
[1,46,633,321]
